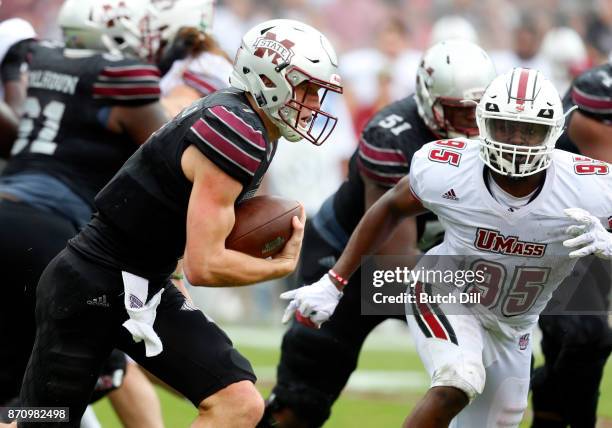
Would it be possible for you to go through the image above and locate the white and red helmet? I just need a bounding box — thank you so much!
[415,40,496,138]
[477,68,565,177]
[142,0,215,63]
[230,19,343,145]
[58,0,151,57]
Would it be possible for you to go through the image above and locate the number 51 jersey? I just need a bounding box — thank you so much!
[408,138,612,331]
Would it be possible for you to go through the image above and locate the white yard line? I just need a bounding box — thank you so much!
[252,366,430,393]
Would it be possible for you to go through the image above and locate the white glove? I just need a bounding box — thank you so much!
[280,274,343,328]
[563,208,612,259]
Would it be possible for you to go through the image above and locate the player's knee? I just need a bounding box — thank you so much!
[199,381,264,425]
[427,386,470,412]
[263,390,330,428]
[430,360,486,401]
[495,377,529,427]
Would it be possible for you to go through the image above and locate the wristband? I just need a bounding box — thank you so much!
[328,269,348,287]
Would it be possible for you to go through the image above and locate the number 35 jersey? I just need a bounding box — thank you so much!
[2,41,161,207]
[408,138,612,330]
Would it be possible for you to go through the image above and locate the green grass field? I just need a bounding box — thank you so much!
[93,326,612,427]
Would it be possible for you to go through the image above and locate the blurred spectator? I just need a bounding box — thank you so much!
[585,0,612,64]
[321,0,389,52]
[490,14,552,76]
[340,18,419,134]
[541,27,590,94]
[430,15,479,45]
[212,0,273,56]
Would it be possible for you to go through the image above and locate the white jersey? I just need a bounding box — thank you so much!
[159,51,231,96]
[409,138,612,331]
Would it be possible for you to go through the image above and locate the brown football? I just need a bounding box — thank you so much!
[226,196,302,258]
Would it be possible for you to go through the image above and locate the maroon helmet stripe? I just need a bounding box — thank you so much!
[516,69,530,105]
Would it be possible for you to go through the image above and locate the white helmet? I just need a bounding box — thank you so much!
[541,27,587,92]
[430,15,479,45]
[415,40,496,138]
[143,0,215,63]
[477,68,565,178]
[58,0,151,57]
[230,19,343,145]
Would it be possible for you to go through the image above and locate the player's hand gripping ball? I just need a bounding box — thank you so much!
[226,196,302,258]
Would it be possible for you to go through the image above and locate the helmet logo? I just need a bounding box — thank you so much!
[253,32,295,65]
[100,1,130,28]
[515,104,525,112]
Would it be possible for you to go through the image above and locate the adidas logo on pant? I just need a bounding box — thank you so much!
[87,294,110,307]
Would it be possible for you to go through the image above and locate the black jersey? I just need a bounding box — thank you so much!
[328,95,437,244]
[69,88,276,286]
[1,41,161,206]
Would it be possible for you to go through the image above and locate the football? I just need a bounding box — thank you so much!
[226,196,302,258]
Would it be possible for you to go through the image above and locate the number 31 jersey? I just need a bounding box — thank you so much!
[2,41,161,206]
[408,138,612,330]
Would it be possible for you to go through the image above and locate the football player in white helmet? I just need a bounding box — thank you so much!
[154,0,234,117]
[57,0,152,58]
[416,39,496,139]
[477,68,565,178]
[230,19,343,146]
[281,67,612,427]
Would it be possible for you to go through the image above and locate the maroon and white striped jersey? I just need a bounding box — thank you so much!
[2,41,161,206]
[75,88,276,283]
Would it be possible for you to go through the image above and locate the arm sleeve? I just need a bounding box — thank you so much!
[93,60,161,106]
[182,52,231,96]
[185,104,268,186]
[357,127,410,188]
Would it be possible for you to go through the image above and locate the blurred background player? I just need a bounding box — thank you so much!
[0,17,36,159]
[530,62,612,428]
[156,0,233,117]
[260,40,496,428]
[0,0,192,426]
[14,18,342,428]
[489,14,551,77]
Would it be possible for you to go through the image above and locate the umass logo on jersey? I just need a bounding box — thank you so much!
[253,32,295,65]
[474,228,546,258]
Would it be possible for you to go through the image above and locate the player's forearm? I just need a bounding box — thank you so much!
[333,191,405,286]
[333,177,426,288]
[0,101,18,158]
[184,249,292,287]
